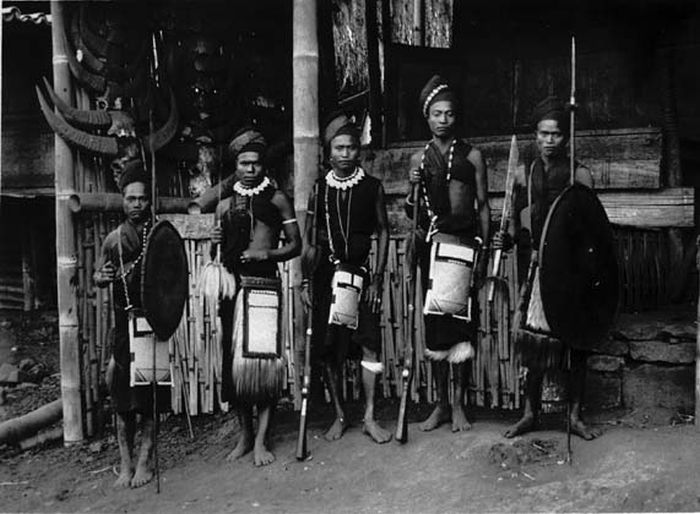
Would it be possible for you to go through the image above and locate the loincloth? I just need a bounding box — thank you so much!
[221,275,286,405]
[110,311,170,414]
[311,260,381,363]
[513,263,566,372]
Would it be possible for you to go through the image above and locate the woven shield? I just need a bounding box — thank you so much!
[141,220,189,340]
[539,183,619,350]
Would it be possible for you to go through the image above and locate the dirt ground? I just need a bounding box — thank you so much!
[3,311,700,513]
[2,402,700,513]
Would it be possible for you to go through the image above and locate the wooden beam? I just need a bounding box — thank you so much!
[362,128,662,195]
[365,0,383,147]
[159,214,216,240]
[68,193,191,214]
[489,188,694,228]
[51,1,83,444]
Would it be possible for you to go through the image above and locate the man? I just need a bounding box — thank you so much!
[406,75,490,433]
[301,112,391,444]
[500,96,600,440]
[94,160,164,488]
[211,128,301,466]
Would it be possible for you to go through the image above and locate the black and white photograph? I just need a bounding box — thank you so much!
[1,0,699,512]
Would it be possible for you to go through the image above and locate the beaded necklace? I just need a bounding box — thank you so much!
[232,177,271,243]
[117,219,150,310]
[418,138,456,241]
[324,167,364,263]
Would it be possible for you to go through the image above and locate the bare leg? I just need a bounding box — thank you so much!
[504,369,542,438]
[419,360,451,431]
[360,350,392,444]
[130,415,154,488]
[114,412,135,488]
[254,403,276,466]
[451,362,472,432]
[324,361,349,441]
[227,406,254,461]
[569,351,601,440]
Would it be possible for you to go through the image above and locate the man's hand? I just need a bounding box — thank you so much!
[94,261,116,287]
[366,275,383,314]
[408,167,422,184]
[240,249,269,263]
[210,225,223,245]
[301,282,312,312]
[492,232,513,252]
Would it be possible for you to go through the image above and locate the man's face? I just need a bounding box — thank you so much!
[122,182,150,223]
[236,151,265,187]
[536,119,567,158]
[329,134,359,173]
[426,100,456,138]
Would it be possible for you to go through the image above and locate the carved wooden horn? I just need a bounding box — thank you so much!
[41,77,112,128]
[35,85,118,155]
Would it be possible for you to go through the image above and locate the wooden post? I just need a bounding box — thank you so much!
[366,0,383,147]
[413,0,424,46]
[380,0,393,144]
[696,236,700,428]
[293,0,320,407]
[51,1,84,444]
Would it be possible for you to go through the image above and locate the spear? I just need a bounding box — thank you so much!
[488,134,518,304]
[566,34,577,465]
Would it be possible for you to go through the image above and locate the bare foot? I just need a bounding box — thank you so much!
[362,419,392,444]
[451,404,472,432]
[570,417,601,440]
[253,443,275,467]
[324,417,348,441]
[130,464,153,488]
[503,414,538,438]
[419,404,450,432]
[226,435,254,462]
[113,468,133,489]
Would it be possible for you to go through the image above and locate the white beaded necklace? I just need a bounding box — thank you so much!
[325,167,365,190]
[233,176,271,197]
[324,167,365,262]
[418,138,456,240]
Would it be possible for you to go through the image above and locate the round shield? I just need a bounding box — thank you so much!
[141,220,189,340]
[539,183,619,350]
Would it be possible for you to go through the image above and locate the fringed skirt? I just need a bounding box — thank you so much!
[223,276,286,405]
[513,264,566,372]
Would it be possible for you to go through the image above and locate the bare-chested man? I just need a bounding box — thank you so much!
[301,112,392,444]
[406,75,490,433]
[211,128,301,465]
[498,96,600,440]
[94,161,166,488]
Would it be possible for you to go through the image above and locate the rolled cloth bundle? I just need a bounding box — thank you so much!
[322,110,360,146]
[419,74,457,117]
[531,95,569,134]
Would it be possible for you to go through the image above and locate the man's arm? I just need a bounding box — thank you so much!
[93,232,117,288]
[471,148,491,244]
[575,166,593,189]
[374,183,390,277]
[267,191,302,262]
[367,183,389,312]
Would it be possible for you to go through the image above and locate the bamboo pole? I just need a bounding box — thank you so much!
[293,0,320,409]
[52,0,83,444]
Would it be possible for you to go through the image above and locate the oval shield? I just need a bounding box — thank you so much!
[141,220,189,340]
[539,183,619,350]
